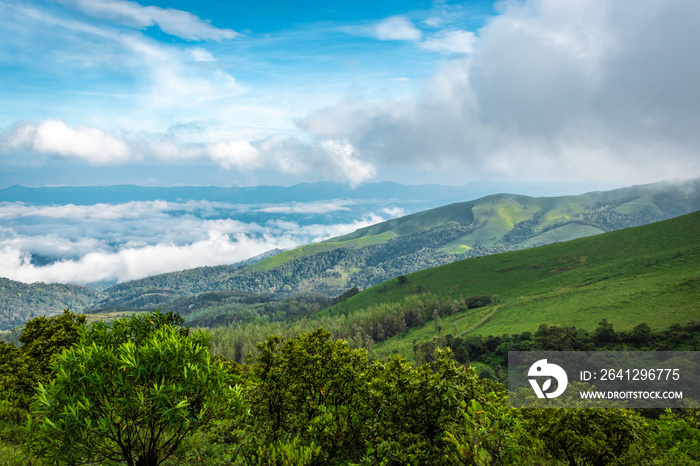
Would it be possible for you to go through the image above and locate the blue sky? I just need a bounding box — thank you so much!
[1,0,700,188]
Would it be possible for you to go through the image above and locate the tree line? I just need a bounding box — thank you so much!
[416,319,700,373]
[207,292,493,364]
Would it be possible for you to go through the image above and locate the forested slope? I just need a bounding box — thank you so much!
[0,278,103,331]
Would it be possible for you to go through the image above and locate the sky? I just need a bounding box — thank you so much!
[1,0,700,285]
[1,0,699,188]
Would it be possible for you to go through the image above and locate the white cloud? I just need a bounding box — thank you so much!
[298,99,415,141]
[0,200,236,221]
[2,120,376,185]
[320,141,376,187]
[8,0,697,188]
[424,16,443,28]
[382,206,405,218]
[57,0,239,41]
[0,220,386,285]
[209,140,262,170]
[258,201,353,215]
[4,119,131,164]
[421,29,475,54]
[253,136,376,186]
[0,229,105,261]
[263,215,385,243]
[190,48,215,62]
[374,16,423,41]
[0,232,292,285]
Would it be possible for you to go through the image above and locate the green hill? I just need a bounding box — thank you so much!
[101,179,700,307]
[323,209,700,357]
[323,178,699,250]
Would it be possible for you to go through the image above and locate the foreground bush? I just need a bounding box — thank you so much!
[26,311,240,466]
[194,329,547,465]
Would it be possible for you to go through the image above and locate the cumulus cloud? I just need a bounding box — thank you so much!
[253,136,376,186]
[320,141,377,187]
[56,0,239,41]
[209,140,263,170]
[374,16,423,41]
[1,120,376,185]
[3,119,131,164]
[300,0,700,184]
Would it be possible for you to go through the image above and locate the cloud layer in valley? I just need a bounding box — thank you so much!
[0,199,396,285]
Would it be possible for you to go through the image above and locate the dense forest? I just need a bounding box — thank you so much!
[206,293,494,363]
[1,310,698,465]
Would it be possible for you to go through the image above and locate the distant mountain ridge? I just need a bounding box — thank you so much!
[0,180,612,205]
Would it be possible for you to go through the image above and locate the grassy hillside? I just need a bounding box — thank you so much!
[323,209,700,358]
[329,179,699,251]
